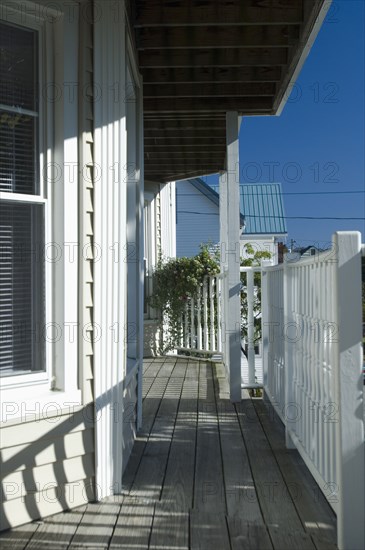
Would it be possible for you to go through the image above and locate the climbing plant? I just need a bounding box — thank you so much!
[148,246,219,353]
[240,243,272,348]
[149,243,271,354]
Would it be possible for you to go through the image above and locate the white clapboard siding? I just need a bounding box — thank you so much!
[176,180,219,258]
[2,454,94,501]
[1,407,93,449]
[0,406,95,531]
[1,478,95,531]
[0,3,97,532]
[1,429,94,474]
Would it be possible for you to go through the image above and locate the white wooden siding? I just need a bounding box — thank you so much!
[176,180,219,257]
[160,181,176,259]
[79,0,95,406]
[143,181,175,357]
[93,3,144,497]
[0,407,95,530]
[0,1,96,531]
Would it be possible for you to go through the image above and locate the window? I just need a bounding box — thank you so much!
[0,4,80,422]
[0,20,46,377]
[143,195,157,320]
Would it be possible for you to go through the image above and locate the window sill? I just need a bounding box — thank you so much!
[0,386,82,425]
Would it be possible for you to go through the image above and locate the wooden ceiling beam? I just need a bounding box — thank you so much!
[144,96,273,113]
[147,169,222,183]
[144,82,276,98]
[145,145,225,152]
[144,119,226,131]
[146,168,222,176]
[145,129,226,139]
[137,25,300,50]
[140,66,282,84]
[145,137,226,145]
[134,1,303,27]
[144,113,227,120]
[145,159,221,168]
[145,153,221,161]
[139,47,288,68]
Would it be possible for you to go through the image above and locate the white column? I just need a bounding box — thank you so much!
[283,257,296,449]
[93,2,126,499]
[260,259,273,393]
[219,171,229,372]
[246,269,255,385]
[137,76,144,430]
[225,111,241,403]
[334,232,364,550]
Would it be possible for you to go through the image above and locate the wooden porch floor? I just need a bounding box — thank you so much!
[0,357,337,549]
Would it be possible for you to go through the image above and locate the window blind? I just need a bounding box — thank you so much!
[0,21,45,376]
[0,20,38,194]
[0,202,45,375]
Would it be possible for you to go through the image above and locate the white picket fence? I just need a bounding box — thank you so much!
[262,232,364,550]
[178,271,227,356]
[178,267,265,387]
[239,266,266,388]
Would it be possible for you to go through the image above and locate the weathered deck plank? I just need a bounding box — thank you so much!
[128,374,184,501]
[0,523,39,550]
[122,372,171,492]
[193,362,226,513]
[213,370,265,521]
[68,502,120,549]
[150,503,189,549]
[227,517,273,550]
[269,527,317,550]
[235,391,305,532]
[25,508,85,549]
[109,497,154,549]
[190,511,230,550]
[253,398,337,544]
[160,362,199,510]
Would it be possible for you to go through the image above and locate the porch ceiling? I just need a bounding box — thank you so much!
[130,1,327,182]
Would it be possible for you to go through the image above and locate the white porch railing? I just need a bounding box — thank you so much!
[239,265,268,389]
[178,271,227,356]
[175,231,364,550]
[262,232,364,550]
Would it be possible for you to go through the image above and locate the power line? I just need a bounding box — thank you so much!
[178,211,365,221]
[282,191,365,196]
[177,190,365,196]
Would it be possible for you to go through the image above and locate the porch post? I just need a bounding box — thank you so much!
[334,232,364,550]
[219,171,229,374]
[225,111,241,402]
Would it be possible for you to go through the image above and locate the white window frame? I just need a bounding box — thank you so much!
[0,10,49,387]
[0,1,81,422]
[143,193,158,320]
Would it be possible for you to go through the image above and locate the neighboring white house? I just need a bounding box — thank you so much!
[0,0,331,533]
[176,179,287,264]
[143,181,176,357]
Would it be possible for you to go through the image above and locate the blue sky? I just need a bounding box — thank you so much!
[205,0,365,248]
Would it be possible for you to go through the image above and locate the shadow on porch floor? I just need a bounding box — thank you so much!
[0,357,337,549]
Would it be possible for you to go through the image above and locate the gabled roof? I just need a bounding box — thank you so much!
[207,181,287,235]
[189,178,246,226]
[239,183,287,235]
